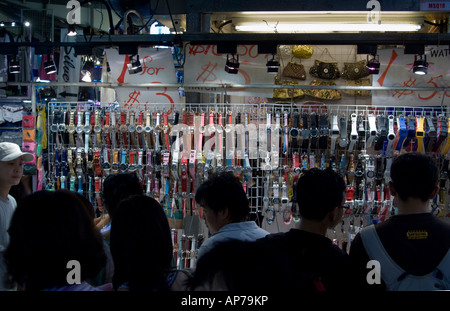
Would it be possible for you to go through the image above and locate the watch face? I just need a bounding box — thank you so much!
[94,126,102,133]
[366,170,375,178]
[355,170,363,177]
[310,129,319,137]
[119,163,128,171]
[388,133,395,140]
[281,198,289,204]
[68,125,76,133]
[320,129,329,136]
[102,162,111,169]
[144,126,152,133]
[301,129,310,138]
[50,124,59,133]
[84,125,91,133]
[290,128,299,138]
[58,124,66,132]
[120,125,128,133]
[272,198,281,204]
[76,126,83,134]
[135,125,144,133]
[207,126,216,134]
[416,132,424,137]
[128,125,136,133]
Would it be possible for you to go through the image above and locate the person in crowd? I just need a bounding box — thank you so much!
[4,190,107,291]
[75,193,114,289]
[349,153,450,290]
[0,142,33,290]
[194,171,269,259]
[96,172,143,241]
[185,239,270,291]
[109,195,191,291]
[254,167,354,291]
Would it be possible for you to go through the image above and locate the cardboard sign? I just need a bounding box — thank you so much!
[184,45,274,97]
[105,47,180,113]
[372,46,450,107]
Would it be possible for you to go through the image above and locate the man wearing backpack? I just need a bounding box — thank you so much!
[349,153,450,291]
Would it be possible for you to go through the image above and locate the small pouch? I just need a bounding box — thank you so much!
[22,115,35,129]
[23,129,36,142]
[282,61,307,80]
[22,141,36,153]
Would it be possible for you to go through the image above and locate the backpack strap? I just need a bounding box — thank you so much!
[360,225,406,287]
[436,248,450,279]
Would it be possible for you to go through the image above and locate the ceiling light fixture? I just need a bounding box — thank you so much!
[366,54,380,75]
[67,24,77,36]
[266,54,280,74]
[225,54,239,74]
[127,54,142,74]
[413,54,428,75]
[235,23,422,33]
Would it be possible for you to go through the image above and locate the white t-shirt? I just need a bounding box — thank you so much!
[0,194,17,290]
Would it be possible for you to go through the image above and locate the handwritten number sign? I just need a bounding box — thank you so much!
[373,46,450,106]
[105,48,179,112]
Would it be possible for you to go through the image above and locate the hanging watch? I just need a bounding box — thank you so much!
[338,115,348,148]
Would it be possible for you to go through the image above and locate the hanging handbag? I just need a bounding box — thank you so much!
[304,80,342,100]
[272,75,305,100]
[342,78,372,96]
[292,45,314,59]
[341,59,369,80]
[282,61,307,80]
[309,47,340,80]
[310,59,341,80]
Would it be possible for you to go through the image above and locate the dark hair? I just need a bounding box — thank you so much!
[75,192,95,220]
[186,239,268,291]
[390,153,438,202]
[102,172,143,219]
[195,171,249,222]
[4,190,106,291]
[296,168,346,220]
[110,195,173,291]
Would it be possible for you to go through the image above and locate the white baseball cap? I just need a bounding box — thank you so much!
[0,142,34,162]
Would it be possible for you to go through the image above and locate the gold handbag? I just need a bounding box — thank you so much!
[342,78,372,96]
[273,76,305,100]
[342,59,369,80]
[292,45,313,59]
[282,61,307,80]
[304,80,342,100]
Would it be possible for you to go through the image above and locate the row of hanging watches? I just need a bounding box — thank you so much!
[45,104,450,222]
